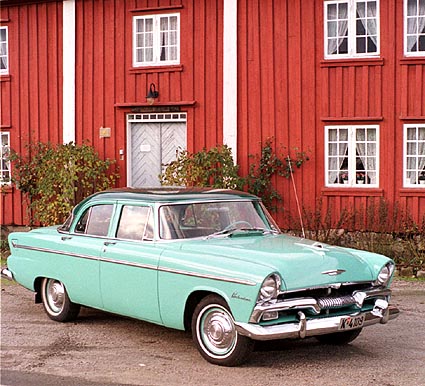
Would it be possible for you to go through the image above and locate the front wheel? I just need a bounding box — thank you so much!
[41,278,80,322]
[315,328,362,345]
[191,295,254,366]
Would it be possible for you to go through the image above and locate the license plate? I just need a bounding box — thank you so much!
[338,314,365,330]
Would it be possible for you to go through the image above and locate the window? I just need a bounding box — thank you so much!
[133,13,180,67]
[325,125,379,187]
[405,0,425,56]
[404,124,425,186]
[324,0,379,58]
[0,27,8,74]
[75,205,114,236]
[116,205,154,241]
[0,132,10,184]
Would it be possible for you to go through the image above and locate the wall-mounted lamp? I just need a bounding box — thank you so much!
[146,83,159,105]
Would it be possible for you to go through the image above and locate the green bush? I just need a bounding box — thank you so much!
[160,145,245,189]
[9,142,119,226]
[247,138,309,211]
[160,140,310,213]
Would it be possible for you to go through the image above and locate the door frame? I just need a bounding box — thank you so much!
[126,112,187,186]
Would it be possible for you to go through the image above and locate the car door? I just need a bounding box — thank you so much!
[99,203,162,323]
[53,203,115,308]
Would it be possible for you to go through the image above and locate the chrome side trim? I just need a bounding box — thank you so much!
[158,266,256,286]
[13,244,99,262]
[237,306,400,341]
[12,243,257,287]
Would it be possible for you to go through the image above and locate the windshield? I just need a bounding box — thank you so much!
[159,200,280,240]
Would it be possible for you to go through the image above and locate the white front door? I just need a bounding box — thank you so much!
[127,113,187,187]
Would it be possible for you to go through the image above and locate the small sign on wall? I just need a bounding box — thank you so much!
[140,144,151,152]
[99,127,111,138]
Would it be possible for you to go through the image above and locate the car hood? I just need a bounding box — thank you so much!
[178,233,376,291]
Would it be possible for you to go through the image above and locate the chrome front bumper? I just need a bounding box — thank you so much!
[1,267,14,281]
[235,306,400,341]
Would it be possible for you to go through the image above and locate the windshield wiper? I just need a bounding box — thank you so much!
[205,227,276,239]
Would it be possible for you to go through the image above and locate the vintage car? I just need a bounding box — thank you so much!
[2,188,399,366]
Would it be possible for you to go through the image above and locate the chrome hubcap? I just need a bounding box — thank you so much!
[46,280,65,313]
[200,306,237,356]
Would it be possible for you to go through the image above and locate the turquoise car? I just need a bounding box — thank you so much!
[2,188,399,366]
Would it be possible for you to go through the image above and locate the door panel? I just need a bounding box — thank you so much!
[99,241,162,323]
[129,121,186,187]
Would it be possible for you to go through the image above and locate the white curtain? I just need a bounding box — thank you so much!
[356,1,378,48]
[418,127,425,182]
[407,0,425,52]
[406,127,425,183]
[328,129,348,184]
[327,4,348,55]
[0,29,7,70]
[356,129,377,184]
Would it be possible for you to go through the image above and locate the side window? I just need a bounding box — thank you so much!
[133,13,180,67]
[324,0,379,58]
[75,205,114,236]
[0,26,8,75]
[404,0,425,56]
[116,206,154,241]
[0,132,10,184]
[325,125,379,187]
[404,124,425,186]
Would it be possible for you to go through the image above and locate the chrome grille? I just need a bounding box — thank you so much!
[317,295,356,309]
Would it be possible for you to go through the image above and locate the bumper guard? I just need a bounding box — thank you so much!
[235,305,400,341]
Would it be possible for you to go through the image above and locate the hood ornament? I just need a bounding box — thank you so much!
[321,269,346,276]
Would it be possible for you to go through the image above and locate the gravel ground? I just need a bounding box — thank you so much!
[1,279,425,386]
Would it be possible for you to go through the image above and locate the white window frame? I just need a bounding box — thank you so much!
[0,26,9,75]
[324,0,380,59]
[404,124,425,187]
[404,0,425,57]
[325,125,380,187]
[0,132,11,185]
[133,13,180,67]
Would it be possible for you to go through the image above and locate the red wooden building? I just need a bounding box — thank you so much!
[1,0,425,228]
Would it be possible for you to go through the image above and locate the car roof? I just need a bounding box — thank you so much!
[83,187,259,204]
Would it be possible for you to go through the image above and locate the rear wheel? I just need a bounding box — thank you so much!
[316,328,362,345]
[191,295,254,366]
[41,278,80,322]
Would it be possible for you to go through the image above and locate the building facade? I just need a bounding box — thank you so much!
[1,0,424,228]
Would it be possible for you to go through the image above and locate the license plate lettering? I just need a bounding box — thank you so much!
[339,314,365,330]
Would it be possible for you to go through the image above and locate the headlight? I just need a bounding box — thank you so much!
[257,274,281,304]
[374,262,395,286]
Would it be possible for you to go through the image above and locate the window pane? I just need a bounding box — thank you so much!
[408,18,417,33]
[328,3,337,19]
[421,0,425,15]
[367,37,377,52]
[116,206,150,241]
[357,19,366,35]
[86,205,114,236]
[170,16,178,30]
[145,18,153,32]
[408,0,417,16]
[419,35,425,51]
[367,2,377,17]
[339,2,348,18]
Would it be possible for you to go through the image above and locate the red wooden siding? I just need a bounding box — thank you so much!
[74,0,223,186]
[1,0,424,227]
[0,1,63,226]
